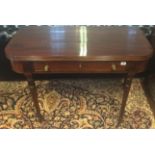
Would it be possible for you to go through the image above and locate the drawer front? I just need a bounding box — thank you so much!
[11,61,147,74]
[32,61,147,73]
[33,62,81,73]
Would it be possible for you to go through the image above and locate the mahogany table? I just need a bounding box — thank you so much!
[5,26,153,127]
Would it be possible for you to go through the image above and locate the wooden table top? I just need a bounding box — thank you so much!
[5,26,153,61]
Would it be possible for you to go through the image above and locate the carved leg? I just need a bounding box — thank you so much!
[25,73,43,121]
[117,73,134,128]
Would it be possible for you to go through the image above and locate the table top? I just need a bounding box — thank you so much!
[5,26,153,62]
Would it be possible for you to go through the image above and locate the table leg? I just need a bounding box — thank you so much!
[117,73,134,128]
[25,73,43,121]
[142,74,155,119]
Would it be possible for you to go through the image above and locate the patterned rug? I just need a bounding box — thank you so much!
[0,78,154,129]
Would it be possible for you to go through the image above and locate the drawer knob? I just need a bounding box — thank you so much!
[120,61,127,66]
[112,64,116,71]
[44,65,49,71]
[79,63,82,69]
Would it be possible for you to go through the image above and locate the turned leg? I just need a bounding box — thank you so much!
[117,73,134,127]
[25,73,43,121]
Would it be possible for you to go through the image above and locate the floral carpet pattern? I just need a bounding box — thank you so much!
[0,78,154,129]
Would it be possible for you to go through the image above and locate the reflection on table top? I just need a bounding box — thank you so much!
[5,26,153,61]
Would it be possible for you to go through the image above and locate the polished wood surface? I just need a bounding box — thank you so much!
[5,26,153,127]
[6,26,152,61]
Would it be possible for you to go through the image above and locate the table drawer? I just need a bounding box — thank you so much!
[32,61,147,73]
[34,62,81,73]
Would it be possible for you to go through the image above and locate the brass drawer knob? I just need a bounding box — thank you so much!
[120,61,127,66]
[112,64,116,71]
[44,65,49,71]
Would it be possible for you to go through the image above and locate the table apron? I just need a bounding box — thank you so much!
[11,61,148,74]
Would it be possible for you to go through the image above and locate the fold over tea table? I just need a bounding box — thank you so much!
[5,26,153,127]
